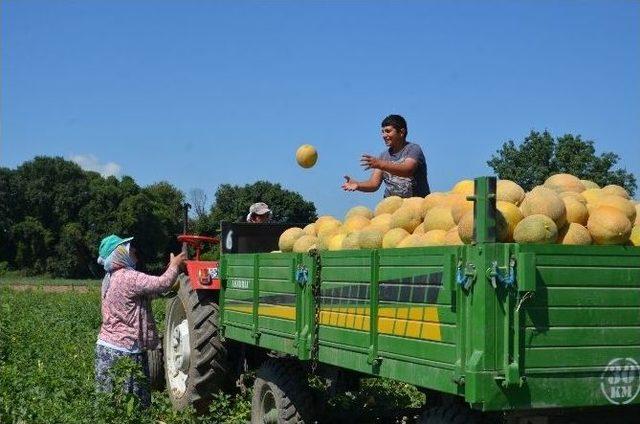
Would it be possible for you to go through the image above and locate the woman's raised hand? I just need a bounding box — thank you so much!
[170,252,187,269]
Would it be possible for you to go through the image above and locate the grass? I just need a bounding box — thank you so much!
[0,271,101,286]
[1,285,425,423]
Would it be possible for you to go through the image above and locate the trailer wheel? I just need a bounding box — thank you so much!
[251,359,314,424]
[147,340,165,390]
[419,403,479,424]
[164,273,229,413]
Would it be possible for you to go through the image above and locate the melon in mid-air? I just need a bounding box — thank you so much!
[296,144,318,168]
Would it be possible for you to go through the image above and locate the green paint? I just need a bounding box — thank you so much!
[219,177,640,413]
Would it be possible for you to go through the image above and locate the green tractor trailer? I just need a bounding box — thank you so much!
[160,177,640,423]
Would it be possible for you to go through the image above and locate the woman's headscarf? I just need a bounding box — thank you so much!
[98,243,137,298]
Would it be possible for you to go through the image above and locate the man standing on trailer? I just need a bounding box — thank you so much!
[341,114,430,198]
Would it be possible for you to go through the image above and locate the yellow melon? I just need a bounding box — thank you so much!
[562,197,589,226]
[303,223,317,236]
[345,205,374,220]
[592,195,636,223]
[444,226,464,245]
[382,228,410,248]
[629,226,640,246]
[422,192,449,215]
[397,234,428,248]
[601,184,630,199]
[317,226,347,249]
[390,206,422,233]
[580,179,600,190]
[341,232,361,250]
[513,214,558,244]
[558,223,592,245]
[451,197,474,224]
[292,235,319,252]
[497,200,523,242]
[423,230,447,246]
[369,213,392,232]
[358,228,384,249]
[581,188,604,204]
[558,191,587,204]
[457,210,509,243]
[295,144,318,168]
[375,196,404,216]
[316,218,342,237]
[423,206,456,232]
[457,212,474,244]
[497,180,526,205]
[587,206,632,245]
[403,197,426,217]
[451,179,475,197]
[278,227,305,252]
[520,187,567,228]
[413,223,425,234]
[327,233,347,251]
[343,215,370,233]
[544,174,585,193]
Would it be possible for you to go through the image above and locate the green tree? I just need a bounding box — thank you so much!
[205,181,317,234]
[49,222,92,278]
[487,130,637,196]
[0,168,16,264]
[10,217,54,275]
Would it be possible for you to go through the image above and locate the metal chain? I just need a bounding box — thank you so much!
[309,249,322,373]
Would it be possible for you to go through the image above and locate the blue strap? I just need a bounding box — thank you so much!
[295,266,309,286]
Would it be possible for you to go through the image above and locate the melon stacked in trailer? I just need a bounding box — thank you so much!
[277,173,640,252]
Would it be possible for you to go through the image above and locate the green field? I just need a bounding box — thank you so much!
[0,285,423,423]
[0,271,102,286]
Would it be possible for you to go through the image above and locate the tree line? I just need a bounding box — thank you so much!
[0,130,635,278]
[0,156,317,278]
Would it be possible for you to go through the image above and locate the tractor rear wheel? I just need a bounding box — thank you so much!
[147,339,165,391]
[251,358,314,424]
[164,273,229,413]
[419,402,479,424]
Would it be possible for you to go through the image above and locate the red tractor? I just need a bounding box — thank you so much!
[152,220,299,412]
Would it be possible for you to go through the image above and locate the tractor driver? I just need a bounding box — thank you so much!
[341,114,430,198]
[246,202,272,223]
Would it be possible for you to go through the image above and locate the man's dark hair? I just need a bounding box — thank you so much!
[381,114,408,136]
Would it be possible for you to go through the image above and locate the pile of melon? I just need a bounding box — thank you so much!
[278,174,640,252]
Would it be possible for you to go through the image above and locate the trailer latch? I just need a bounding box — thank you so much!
[456,261,477,291]
[487,258,516,289]
[296,265,309,286]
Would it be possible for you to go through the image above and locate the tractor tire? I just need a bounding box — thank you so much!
[419,402,479,424]
[251,358,314,424]
[147,340,165,391]
[164,273,230,413]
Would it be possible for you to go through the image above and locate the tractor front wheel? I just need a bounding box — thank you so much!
[164,274,230,413]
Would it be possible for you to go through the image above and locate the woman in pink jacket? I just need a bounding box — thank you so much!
[94,234,185,408]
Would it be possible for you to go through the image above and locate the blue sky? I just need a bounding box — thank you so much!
[2,0,639,217]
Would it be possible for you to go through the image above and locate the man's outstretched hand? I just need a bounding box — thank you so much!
[360,154,382,171]
[341,176,358,191]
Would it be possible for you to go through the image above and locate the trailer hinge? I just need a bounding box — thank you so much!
[494,370,526,388]
[367,346,382,366]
